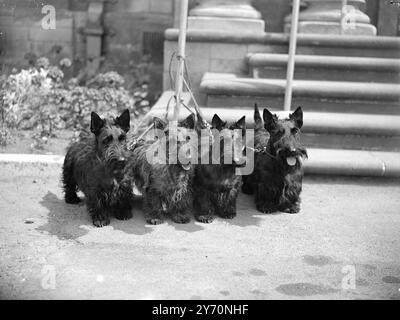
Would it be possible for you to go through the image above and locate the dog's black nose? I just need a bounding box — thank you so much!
[115,157,126,168]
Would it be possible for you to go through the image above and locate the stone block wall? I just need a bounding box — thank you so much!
[103,0,175,95]
[0,0,176,95]
[163,35,289,104]
[0,0,81,70]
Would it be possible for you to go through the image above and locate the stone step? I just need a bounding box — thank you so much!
[201,72,400,114]
[301,133,400,152]
[1,149,398,178]
[165,30,400,58]
[247,53,400,83]
[148,93,400,152]
[147,102,400,178]
[146,92,400,177]
[304,148,400,177]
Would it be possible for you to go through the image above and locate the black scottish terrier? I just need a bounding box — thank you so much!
[242,104,307,214]
[125,114,198,225]
[62,109,133,227]
[193,114,246,223]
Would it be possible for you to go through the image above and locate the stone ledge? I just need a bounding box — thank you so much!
[288,21,377,36]
[187,16,265,33]
[1,148,398,178]
[304,148,400,177]
[165,29,400,49]
[0,154,64,164]
[200,72,400,101]
[148,93,400,136]
[246,53,400,71]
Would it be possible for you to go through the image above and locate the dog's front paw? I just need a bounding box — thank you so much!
[256,203,277,214]
[114,209,133,220]
[92,215,110,228]
[146,218,164,225]
[171,213,191,224]
[219,211,236,219]
[196,214,215,224]
[281,206,300,214]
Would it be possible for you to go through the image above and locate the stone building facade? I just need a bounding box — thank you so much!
[0,0,398,94]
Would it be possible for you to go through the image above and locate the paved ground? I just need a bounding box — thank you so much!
[0,162,399,300]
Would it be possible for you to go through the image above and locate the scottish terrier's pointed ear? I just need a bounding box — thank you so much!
[90,112,104,135]
[235,116,246,130]
[254,103,264,129]
[153,117,167,130]
[211,114,226,131]
[179,113,195,129]
[115,109,130,132]
[290,106,303,129]
[263,108,276,131]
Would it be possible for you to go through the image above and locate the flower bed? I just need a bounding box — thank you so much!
[0,56,151,153]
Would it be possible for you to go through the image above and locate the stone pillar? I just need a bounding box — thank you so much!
[84,0,105,72]
[188,0,265,34]
[284,0,377,36]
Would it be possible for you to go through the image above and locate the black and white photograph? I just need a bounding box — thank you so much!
[0,0,399,302]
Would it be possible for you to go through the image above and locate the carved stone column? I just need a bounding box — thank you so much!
[84,0,105,72]
[188,0,265,34]
[284,0,377,36]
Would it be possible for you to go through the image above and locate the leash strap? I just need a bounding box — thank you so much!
[247,146,277,159]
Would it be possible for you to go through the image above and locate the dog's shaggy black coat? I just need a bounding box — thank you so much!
[62,109,133,227]
[125,115,197,225]
[242,104,307,214]
[193,114,245,223]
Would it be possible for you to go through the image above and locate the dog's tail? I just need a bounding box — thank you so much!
[254,103,263,130]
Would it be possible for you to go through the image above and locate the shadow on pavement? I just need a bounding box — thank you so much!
[37,192,206,236]
[165,219,205,232]
[111,199,155,235]
[37,189,272,238]
[37,191,90,240]
[222,193,268,227]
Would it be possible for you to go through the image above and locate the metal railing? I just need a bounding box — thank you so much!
[284,0,350,111]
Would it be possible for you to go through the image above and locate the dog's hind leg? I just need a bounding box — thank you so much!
[255,184,279,214]
[170,193,192,224]
[193,189,215,223]
[143,188,164,225]
[217,190,238,219]
[112,202,133,220]
[241,175,254,195]
[62,155,81,204]
[170,210,191,224]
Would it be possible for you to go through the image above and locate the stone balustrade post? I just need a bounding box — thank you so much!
[284,0,377,36]
[188,0,265,34]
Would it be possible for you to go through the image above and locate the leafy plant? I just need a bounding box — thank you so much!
[0,54,152,148]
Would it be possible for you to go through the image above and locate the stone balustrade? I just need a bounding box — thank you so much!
[187,0,265,34]
[284,0,377,35]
